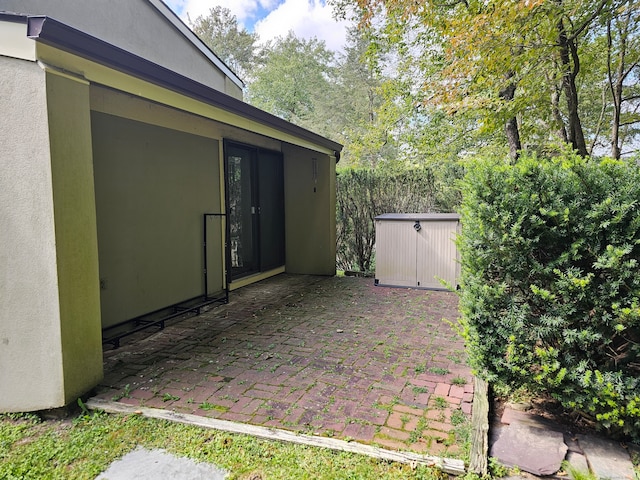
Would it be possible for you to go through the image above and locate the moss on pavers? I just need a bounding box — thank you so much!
[94,275,474,459]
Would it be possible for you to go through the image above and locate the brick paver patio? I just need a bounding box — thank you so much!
[93,274,474,457]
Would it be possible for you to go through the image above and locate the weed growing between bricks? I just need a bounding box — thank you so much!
[95,275,474,459]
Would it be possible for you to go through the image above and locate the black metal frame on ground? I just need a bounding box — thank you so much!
[101,213,229,349]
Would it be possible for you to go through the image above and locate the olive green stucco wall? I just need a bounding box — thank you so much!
[283,143,336,276]
[91,112,221,328]
[0,58,102,411]
[47,72,103,404]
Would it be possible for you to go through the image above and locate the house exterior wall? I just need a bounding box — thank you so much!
[0,56,102,410]
[0,17,35,60]
[47,71,104,403]
[1,0,243,99]
[91,111,221,328]
[283,144,337,275]
[0,10,340,411]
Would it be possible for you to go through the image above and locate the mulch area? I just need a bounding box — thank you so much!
[93,274,474,457]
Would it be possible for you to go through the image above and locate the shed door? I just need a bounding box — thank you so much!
[374,219,417,287]
[416,221,459,289]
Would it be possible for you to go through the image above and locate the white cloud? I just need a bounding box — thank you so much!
[166,0,350,52]
[177,0,278,26]
[254,0,349,52]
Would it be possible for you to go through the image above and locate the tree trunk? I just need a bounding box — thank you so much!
[499,81,521,161]
[557,17,588,157]
[607,10,630,160]
[549,79,568,143]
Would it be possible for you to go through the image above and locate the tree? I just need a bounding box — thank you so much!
[605,0,640,158]
[329,28,398,167]
[331,0,640,158]
[246,32,334,133]
[190,6,259,81]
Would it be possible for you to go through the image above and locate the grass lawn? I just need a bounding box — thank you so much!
[0,412,448,480]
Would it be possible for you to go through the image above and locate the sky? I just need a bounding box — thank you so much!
[164,0,351,52]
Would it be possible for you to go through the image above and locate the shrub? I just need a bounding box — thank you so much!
[458,150,640,441]
[336,162,462,272]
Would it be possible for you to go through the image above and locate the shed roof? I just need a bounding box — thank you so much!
[375,213,460,221]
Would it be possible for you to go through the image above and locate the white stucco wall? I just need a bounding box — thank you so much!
[1,0,243,99]
[0,56,66,410]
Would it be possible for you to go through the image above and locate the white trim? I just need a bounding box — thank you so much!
[0,19,35,61]
[147,0,244,90]
[85,398,466,475]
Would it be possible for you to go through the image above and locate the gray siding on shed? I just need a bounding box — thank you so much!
[375,214,460,290]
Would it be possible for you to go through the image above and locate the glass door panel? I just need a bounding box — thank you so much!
[258,151,285,270]
[225,141,285,281]
[226,145,258,278]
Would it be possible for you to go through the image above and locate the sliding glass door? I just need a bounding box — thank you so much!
[225,142,284,280]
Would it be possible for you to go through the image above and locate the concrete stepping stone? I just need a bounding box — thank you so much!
[95,447,227,480]
[500,406,563,431]
[577,434,635,480]
[490,423,568,476]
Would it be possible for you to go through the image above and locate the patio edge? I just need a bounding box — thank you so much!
[86,397,466,475]
[468,376,489,475]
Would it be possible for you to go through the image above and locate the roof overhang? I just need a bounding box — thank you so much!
[1,13,342,157]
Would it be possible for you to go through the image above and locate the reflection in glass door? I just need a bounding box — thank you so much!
[226,145,258,278]
[225,142,285,281]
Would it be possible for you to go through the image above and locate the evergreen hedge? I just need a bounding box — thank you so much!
[458,151,640,441]
[336,163,461,272]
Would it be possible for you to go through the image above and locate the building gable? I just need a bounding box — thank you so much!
[0,0,244,98]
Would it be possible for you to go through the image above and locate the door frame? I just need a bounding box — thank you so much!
[223,140,285,284]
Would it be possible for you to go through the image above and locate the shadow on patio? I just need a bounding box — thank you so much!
[91,274,473,458]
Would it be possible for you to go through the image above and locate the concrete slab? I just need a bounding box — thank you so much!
[490,423,567,476]
[95,447,227,480]
[577,434,635,480]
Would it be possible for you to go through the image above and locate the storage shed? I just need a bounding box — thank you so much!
[374,213,460,290]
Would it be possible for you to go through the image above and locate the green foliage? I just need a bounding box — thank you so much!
[459,150,640,441]
[246,31,334,131]
[560,460,598,480]
[336,163,462,271]
[189,6,259,81]
[331,0,640,159]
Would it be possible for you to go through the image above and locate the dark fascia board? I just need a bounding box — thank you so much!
[21,15,343,156]
[0,12,27,23]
